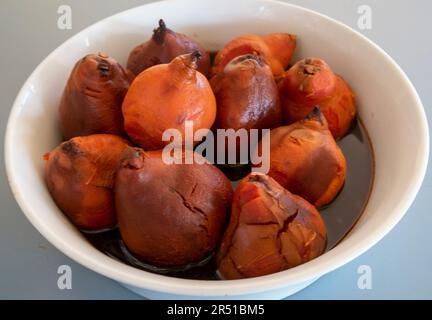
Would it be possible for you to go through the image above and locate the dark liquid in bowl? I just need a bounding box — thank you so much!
[83,119,374,280]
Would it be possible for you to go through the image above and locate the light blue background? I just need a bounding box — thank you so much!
[0,0,430,299]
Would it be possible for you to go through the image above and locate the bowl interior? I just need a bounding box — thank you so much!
[5,0,429,296]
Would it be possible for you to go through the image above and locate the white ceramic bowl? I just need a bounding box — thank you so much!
[5,0,429,299]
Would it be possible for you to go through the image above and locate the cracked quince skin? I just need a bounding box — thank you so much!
[217,173,326,280]
[115,148,233,267]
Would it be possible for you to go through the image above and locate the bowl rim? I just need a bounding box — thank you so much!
[4,0,430,297]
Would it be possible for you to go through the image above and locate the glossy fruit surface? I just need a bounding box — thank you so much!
[115,149,233,267]
[279,58,356,139]
[210,54,281,132]
[59,53,131,140]
[44,134,130,230]
[262,108,346,207]
[217,173,326,279]
[213,33,296,76]
[123,52,216,150]
[127,19,211,77]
